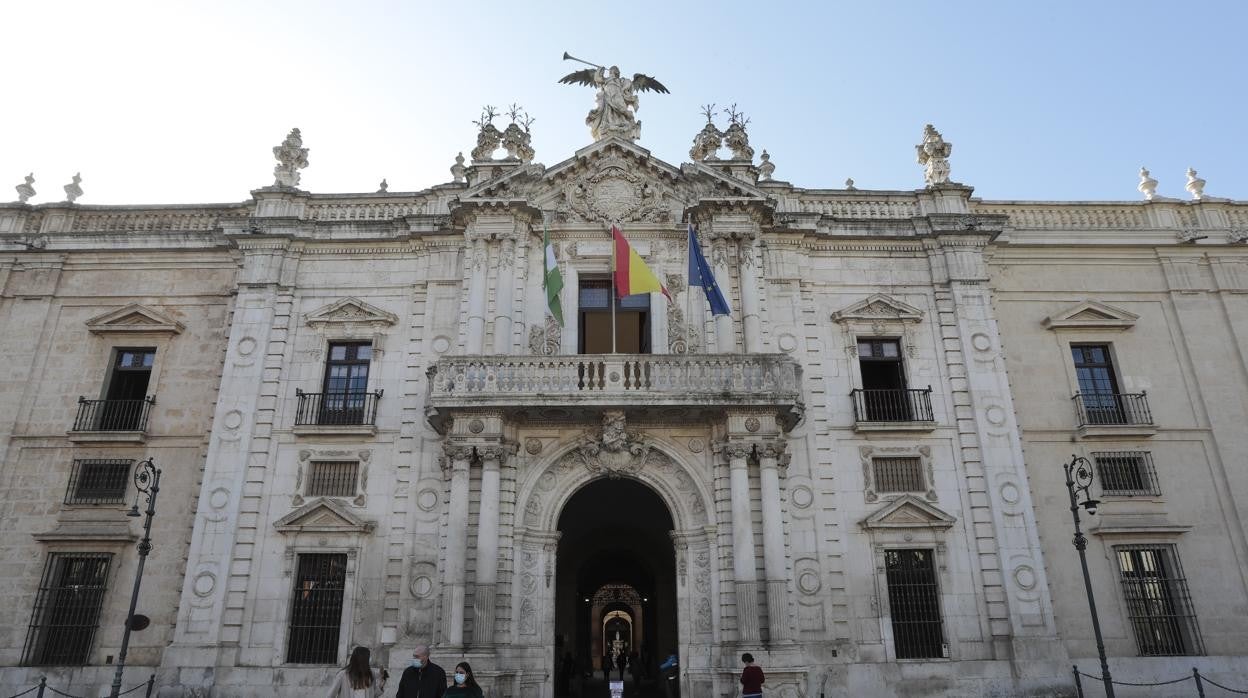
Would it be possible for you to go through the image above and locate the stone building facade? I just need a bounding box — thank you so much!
[0,107,1246,698]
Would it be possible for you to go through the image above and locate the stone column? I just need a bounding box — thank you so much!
[466,235,488,354]
[726,442,760,642]
[492,235,517,354]
[472,443,507,645]
[757,440,792,641]
[443,443,474,648]
[711,235,735,353]
[738,235,762,353]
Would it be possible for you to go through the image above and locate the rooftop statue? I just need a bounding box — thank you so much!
[559,52,669,142]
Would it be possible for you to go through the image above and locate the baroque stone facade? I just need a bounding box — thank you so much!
[1,114,1247,698]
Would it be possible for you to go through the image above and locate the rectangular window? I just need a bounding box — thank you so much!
[320,342,372,425]
[100,348,156,430]
[1094,451,1159,496]
[857,339,910,420]
[287,553,347,664]
[22,553,112,666]
[1115,545,1203,656]
[305,461,359,498]
[873,457,926,494]
[65,459,133,505]
[885,548,945,659]
[1071,344,1126,424]
[578,279,650,354]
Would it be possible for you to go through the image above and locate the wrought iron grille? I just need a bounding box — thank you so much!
[885,548,945,659]
[294,390,382,426]
[64,459,133,505]
[851,388,934,423]
[72,397,155,431]
[286,553,347,664]
[22,553,112,666]
[1115,545,1203,656]
[873,457,925,493]
[306,461,359,498]
[1093,451,1159,496]
[1073,391,1153,427]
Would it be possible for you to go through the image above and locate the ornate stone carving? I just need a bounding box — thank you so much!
[689,105,723,162]
[518,598,537,635]
[723,105,754,160]
[501,105,536,162]
[451,152,467,183]
[563,410,667,478]
[695,597,712,632]
[667,305,699,354]
[1185,167,1206,200]
[1229,229,1248,244]
[471,107,504,161]
[723,443,753,461]
[1138,166,1158,200]
[63,172,83,203]
[272,129,308,187]
[559,63,669,142]
[561,157,668,223]
[528,315,561,355]
[443,443,475,463]
[744,416,761,433]
[916,124,952,186]
[15,173,35,203]
[525,438,543,455]
[758,151,775,181]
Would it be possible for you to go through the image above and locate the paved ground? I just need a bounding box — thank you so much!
[558,673,674,697]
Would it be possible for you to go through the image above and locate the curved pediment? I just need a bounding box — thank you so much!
[1042,300,1138,330]
[86,303,185,335]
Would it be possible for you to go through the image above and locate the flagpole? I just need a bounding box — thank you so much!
[610,222,617,354]
[686,223,694,353]
[543,222,550,355]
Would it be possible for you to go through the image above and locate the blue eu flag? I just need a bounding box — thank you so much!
[687,224,731,316]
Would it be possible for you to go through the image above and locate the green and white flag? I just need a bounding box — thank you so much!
[543,226,564,326]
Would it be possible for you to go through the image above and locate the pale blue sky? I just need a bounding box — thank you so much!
[3,1,1244,204]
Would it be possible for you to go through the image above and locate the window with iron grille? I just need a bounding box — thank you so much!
[885,548,945,659]
[1094,451,1159,496]
[287,553,347,664]
[22,553,112,666]
[873,457,925,494]
[305,461,359,498]
[1115,545,1203,656]
[64,459,133,505]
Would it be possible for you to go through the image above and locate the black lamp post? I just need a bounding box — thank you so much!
[1063,454,1114,698]
[109,458,161,698]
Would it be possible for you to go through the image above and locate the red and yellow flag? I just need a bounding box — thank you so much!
[611,226,671,301]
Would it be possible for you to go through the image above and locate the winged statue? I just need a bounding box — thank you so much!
[559,60,669,142]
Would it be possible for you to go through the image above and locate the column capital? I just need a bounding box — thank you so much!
[442,441,475,468]
[717,441,753,464]
[476,441,518,467]
[756,439,789,466]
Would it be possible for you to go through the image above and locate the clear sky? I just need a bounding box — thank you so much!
[2,1,1244,205]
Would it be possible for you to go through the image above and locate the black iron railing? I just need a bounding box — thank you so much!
[851,388,934,423]
[72,397,155,432]
[1073,391,1152,427]
[294,390,382,427]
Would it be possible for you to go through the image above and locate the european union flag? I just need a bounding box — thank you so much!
[687,224,731,316]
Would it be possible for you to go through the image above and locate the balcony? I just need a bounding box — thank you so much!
[68,397,154,443]
[850,388,936,432]
[425,354,804,433]
[1073,391,1155,438]
[293,389,383,436]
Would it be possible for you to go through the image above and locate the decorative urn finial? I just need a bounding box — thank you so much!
[1138,167,1158,200]
[63,172,83,203]
[272,128,309,188]
[15,173,36,203]
[1185,168,1206,200]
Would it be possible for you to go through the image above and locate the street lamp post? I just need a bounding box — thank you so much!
[1063,454,1114,698]
[109,458,161,698]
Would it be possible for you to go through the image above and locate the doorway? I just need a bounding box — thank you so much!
[553,478,676,697]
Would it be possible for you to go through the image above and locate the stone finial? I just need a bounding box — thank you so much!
[916,124,953,186]
[758,150,775,181]
[1185,168,1206,200]
[63,172,83,203]
[845,178,856,190]
[451,153,467,183]
[471,106,503,161]
[377,179,388,193]
[272,128,309,188]
[723,104,754,160]
[15,173,35,203]
[1138,167,1158,200]
[501,105,536,162]
[690,104,723,162]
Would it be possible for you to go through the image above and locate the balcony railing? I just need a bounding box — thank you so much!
[1073,391,1152,427]
[851,388,934,424]
[426,354,804,432]
[72,397,155,432]
[294,389,383,427]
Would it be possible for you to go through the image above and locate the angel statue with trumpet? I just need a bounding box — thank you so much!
[559,52,669,142]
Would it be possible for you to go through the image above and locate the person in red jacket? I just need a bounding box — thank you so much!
[739,653,764,698]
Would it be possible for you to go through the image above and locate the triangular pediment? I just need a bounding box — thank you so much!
[304,298,398,328]
[1042,300,1138,330]
[274,498,374,534]
[86,303,184,335]
[831,294,924,324]
[860,495,956,531]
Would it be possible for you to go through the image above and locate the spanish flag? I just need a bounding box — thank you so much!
[611,226,671,301]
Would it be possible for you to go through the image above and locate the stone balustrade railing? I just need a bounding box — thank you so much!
[69,208,228,232]
[305,201,427,221]
[798,198,919,219]
[425,353,804,432]
[972,203,1151,229]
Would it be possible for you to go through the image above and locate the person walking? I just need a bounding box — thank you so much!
[445,662,484,698]
[617,652,627,681]
[740,653,764,698]
[601,652,612,683]
[396,644,447,698]
[628,651,641,686]
[325,646,387,698]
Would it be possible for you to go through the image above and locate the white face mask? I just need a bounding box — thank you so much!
[411,658,423,669]
[454,673,467,685]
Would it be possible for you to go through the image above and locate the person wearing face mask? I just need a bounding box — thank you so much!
[444,662,484,698]
[325,646,386,698]
[396,644,446,698]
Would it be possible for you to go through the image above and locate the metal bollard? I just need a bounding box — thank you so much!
[1071,665,1083,698]
[36,677,46,698]
[1193,667,1205,698]
[145,674,156,698]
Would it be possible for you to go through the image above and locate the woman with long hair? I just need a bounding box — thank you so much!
[445,661,484,698]
[326,646,387,698]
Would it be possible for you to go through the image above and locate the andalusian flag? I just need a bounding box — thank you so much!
[611,226,671,301]
[543,226,564,326]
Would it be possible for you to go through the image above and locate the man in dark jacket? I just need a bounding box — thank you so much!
[396,644,446,698]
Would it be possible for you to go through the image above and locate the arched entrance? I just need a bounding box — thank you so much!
[554,478,677,697]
